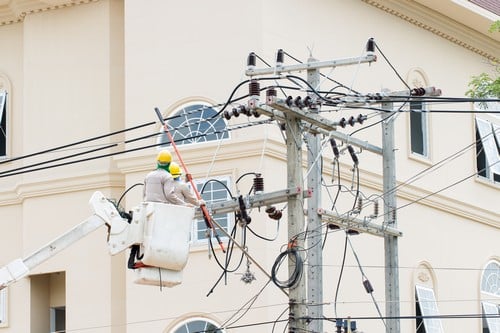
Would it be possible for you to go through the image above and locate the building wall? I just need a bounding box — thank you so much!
[0,0,498,332]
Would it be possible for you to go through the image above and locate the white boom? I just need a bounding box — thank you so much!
[0,191,195,290]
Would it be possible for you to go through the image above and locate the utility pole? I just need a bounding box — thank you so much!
[246,47,378,332]
[285,109,308,332]
[306,57,323,333]
[211,78,439,333]
[381,101,400,333]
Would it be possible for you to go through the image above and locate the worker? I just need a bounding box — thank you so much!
[169,162,205,207]
[130,151,191,270]
[143,150,187,206]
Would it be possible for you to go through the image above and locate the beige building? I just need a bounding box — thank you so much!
[0,0,499,332]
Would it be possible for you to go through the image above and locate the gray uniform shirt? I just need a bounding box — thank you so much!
[173,179,200,206]
[143,169,186,205]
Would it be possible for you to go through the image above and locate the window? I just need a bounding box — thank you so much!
[193,177,232,243]
[475,116,500,182]
[482,302,500,333]
[158,102,228,147]
[0,289,6,326]
[410,100,429,157]
[0,90,6,157]
[415,285,444,333]
[468,0,500,16]
[50,306,65,333]
[481,260,500,333]
[171,317,224,333]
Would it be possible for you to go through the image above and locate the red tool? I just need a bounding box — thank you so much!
[154,107,226,253]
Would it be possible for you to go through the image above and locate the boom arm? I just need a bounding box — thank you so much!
[0,191,126,290]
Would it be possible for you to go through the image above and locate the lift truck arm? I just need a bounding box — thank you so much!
[0,191,127,290]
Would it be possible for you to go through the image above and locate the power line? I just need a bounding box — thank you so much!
[0,119,272,178]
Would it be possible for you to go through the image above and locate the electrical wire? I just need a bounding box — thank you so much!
[394,159,500,213]
[271,241,304,289]
[0,119,272,178]
[346,235,387,328]
[333,234,348,318]
[221,278,273,329]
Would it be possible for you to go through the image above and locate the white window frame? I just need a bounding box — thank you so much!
[0,90,7,158]
[157,101,229,148]
[50,306,65,333]
[409,100,429,157]
[415,285,444,333]
[481,260,500,333]
[191,176,233,246]
[0,289,7,327]
[170,316,225,333]
[475,115,500,181]
[482,301,500,333]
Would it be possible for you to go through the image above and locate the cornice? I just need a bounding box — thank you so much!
[0,171,124,205]
[0,0,98,26]
[362,0,500,62]
[112,137,288,174]
[328,155,500,229]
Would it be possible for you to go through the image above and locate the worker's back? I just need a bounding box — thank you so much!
[143,168,177,203]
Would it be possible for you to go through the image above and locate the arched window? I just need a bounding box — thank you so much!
[414,263,443,333]
[170,317,224,333]
[158,102,228,147]
[481,260,500,333]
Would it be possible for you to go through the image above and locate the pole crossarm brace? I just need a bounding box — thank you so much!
[194,187,311,219]
[245,54,377,77]
[256,104,382,155]
[338,86,443,107]
[318,208,402,238]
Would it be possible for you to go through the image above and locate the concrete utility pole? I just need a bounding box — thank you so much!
[306,57,324,333]
[246,48,379,332]
[285,110,308,332]
[381,101,400,333]
[241,46,439,333]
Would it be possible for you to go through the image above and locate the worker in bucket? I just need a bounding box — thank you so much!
[169,162,205,207]
[143,150,188,206]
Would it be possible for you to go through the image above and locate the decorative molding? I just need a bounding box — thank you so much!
[417,271,430,283]
[0,171,124,205]
[0,0,99,26]
[362,0,500,62]
[414,261,437,289]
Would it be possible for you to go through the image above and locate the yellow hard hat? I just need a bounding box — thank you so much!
[156,150,172,164]
[169,162,182,177]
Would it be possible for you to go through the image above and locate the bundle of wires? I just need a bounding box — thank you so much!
[271,244,303,289]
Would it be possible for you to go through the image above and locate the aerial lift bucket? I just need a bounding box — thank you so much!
[133,202,194,287]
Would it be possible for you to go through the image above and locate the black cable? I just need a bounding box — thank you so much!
[0,119,271,178]
[0,122,153,166]
[282,50,363,95]
[271,244,303,289]
[333,234,348,318]
[374,42,411,92]
[246,222,280,242]
[116,182,144,208]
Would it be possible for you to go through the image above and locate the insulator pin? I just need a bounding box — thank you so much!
[249,80,260,97]
[253,174,264,194]
[266,87,277,105]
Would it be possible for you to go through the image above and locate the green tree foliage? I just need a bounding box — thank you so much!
[466,21,500,100]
